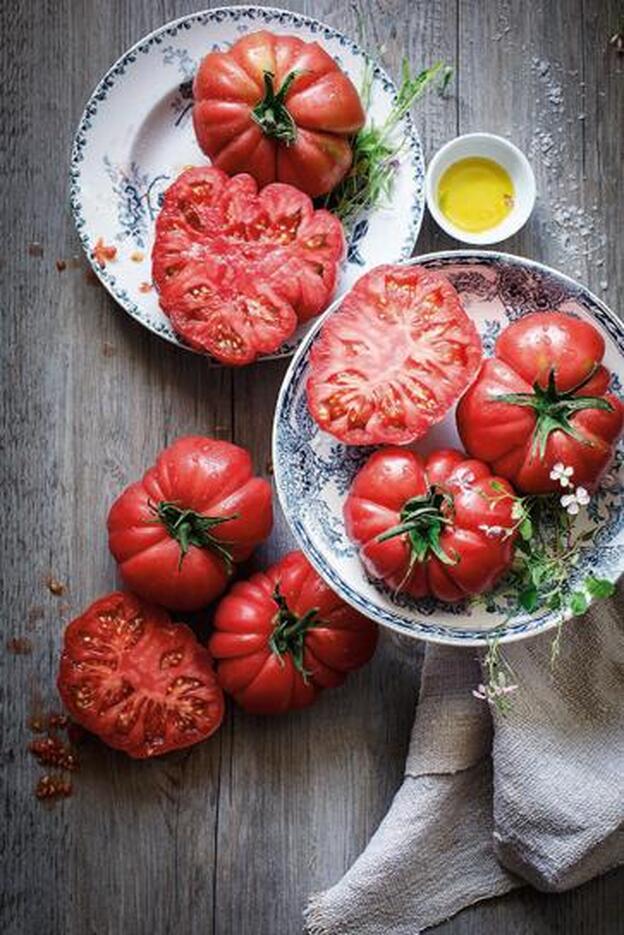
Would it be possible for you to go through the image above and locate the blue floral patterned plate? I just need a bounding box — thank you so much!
[69,6,424,361]
[273,251,624,645]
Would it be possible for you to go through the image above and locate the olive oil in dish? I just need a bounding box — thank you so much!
[437,157,515,233]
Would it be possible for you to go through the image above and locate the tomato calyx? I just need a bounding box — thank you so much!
[495,366,615,459]
[251,71,298,145]
[268,584,319,679]
[150,500,238,572]
[377,487,458,567]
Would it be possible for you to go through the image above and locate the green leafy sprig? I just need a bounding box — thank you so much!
[471,468,617,709]
[324,59,452,229]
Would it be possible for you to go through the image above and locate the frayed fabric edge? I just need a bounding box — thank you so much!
[303,894,421,935]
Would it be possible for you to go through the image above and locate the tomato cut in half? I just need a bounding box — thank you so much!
[161,263,297,366]
[306,264,483,445]
[57,592,225,759]
[151,166,345,364]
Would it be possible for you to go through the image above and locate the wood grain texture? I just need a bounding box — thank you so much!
[1,1,623,933]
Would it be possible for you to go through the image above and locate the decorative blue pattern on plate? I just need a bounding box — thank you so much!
[70,5,425,363]
[273,251,624,645]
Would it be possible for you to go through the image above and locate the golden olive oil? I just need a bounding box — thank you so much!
[437,157,515,233]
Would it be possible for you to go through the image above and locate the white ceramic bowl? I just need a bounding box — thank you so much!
[425,133,536,245]
[272,251,624,646]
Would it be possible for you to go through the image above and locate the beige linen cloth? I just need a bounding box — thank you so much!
[305,592,624,934]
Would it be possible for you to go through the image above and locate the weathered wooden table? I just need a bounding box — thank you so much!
[2,1,623,932]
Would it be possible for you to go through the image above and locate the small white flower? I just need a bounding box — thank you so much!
[560,485,591,515]
[493,681,518,697]
[550,462,574,487]
[472,678,518,704]
[478,524,506,538]
[453,467,476,491]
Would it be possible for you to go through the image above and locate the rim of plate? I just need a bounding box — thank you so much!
[68,5,425,360]
[272,249,624,646]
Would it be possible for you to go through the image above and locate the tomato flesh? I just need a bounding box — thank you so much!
[58,592,225,758]
[152,167,344,364]
[307,265,483,445]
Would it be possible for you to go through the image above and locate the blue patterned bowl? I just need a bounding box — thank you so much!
[273,251,624,645]
[70,6,424,362]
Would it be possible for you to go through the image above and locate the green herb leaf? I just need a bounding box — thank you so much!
[519,587,539,612]
[490,480,507,493]
[585,576,616,599]
[519,517,534,541]
[569,591,589,615]
[324,60,446,227]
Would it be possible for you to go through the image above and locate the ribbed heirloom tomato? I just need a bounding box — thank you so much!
[208,551,378,714]
[344,448,517,601]
[152,167,345,364]
[57,592,225,758]
[457,312,624,493]
[192,31,365,198]
[307,264,482,445]
[107,436,272,612]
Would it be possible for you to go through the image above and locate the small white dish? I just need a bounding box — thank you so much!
[425,133,536,245]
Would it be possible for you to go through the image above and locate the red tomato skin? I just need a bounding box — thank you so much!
[457,312,624,494]
[192,31,365,198]
[107,437,272,612]
[344,448,517,602]
[208,551,378,714]
[57,592,225,758]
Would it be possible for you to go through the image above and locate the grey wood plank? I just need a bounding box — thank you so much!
[1,1,623,934]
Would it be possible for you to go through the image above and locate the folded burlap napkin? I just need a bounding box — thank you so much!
[305,591,624,934]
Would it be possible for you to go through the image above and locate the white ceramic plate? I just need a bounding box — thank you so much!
[273,251,624,646]
[70,5,425,361]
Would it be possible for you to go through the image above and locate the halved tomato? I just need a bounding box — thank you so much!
[306,264,483,445]
[152,166,344,363]
[57,592,225,759]
[161,263,297,366]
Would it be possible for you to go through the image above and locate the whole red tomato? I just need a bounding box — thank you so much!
[192,31,365,198]
[457,312,624,493]
[208,551,378,714]
[107,436,272,612]
[344,448,517,602]
[58,592,225,758]
[152,167,345,364]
